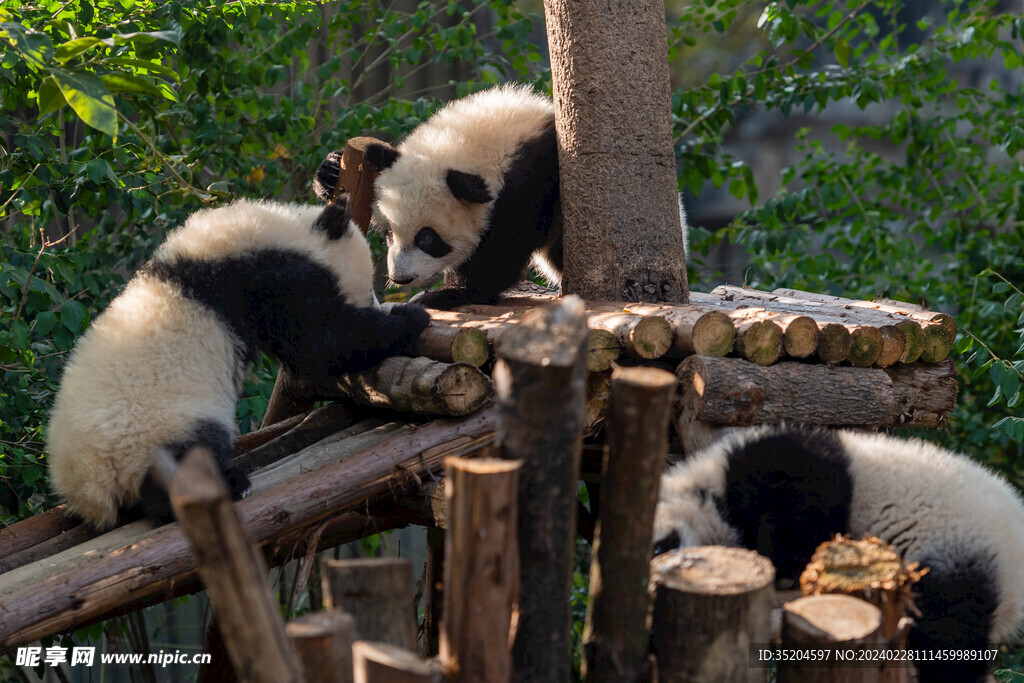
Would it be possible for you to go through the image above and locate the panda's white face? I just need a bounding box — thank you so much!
[374,166,492,287]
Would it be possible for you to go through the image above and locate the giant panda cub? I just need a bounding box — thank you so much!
[47,198,430,530]
[315,84,688,310]
[653,426,1024,683]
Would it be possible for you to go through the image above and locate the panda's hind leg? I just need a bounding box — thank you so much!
[907,554,998,682]
[121,419,249,528]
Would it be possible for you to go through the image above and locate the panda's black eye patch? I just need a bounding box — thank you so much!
[415,227,452,258]
[653,530,681,556]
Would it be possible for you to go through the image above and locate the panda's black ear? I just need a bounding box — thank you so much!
[446,169,493,204]
[365,143,400,170]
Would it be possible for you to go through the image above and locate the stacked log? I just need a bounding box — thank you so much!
[449,283,953,368]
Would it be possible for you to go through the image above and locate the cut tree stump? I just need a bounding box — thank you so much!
[352,641,437,683]
[286,610,356,683]
[781,595,884,683]
[650,546,774,683]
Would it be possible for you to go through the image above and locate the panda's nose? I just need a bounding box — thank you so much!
[391,276,414,285]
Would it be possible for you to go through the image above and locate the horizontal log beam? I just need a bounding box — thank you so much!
[676,355,957,428]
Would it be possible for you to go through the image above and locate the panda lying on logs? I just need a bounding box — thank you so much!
[653,426,1024,683]
[314,84,688,310]
[47,198,429,530]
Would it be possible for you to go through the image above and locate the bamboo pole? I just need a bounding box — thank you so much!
[583,366,676,682]
[494,296,589,683]
[440,457,521,682]
[168,448,303,683]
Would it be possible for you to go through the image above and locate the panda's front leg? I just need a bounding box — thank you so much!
[268,300,431,378]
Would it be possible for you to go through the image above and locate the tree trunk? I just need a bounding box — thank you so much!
[543,0,688,303]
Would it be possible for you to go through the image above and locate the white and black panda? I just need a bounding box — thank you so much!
[47,198,430,530]
[653,426,1024,683]
[315,84,688,310]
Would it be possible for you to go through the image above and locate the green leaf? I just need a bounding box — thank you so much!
[100,72,175,100]
[835,39,850,68]
[108,57,181,82]
[34,311,57,336]
[1,22,54,70]
[51,69,117,140]
[59,299,87,333]
[86,158,118,185]
[37,76,66,117]
[54,37,110,64]
[114,29,182,46]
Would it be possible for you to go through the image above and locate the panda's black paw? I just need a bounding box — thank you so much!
[387,303,431,333]
[313,149,343,203]
[225,467,252,501]
[410,288,482,311]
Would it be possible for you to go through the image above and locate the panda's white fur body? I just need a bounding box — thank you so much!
[48,275,243,529]
[654,426,1024,682]
[346,83,689,310]
[48,199,429,530]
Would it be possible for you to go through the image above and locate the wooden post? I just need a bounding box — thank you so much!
[582,366,676,682]
[650,547,774,683]
[286,611,356,683]
[543,0,688,303]
[168,448,303,683]
[494,296,589,683]
[440,457,522,682]
[421,526,445,657]
[262,368,314,429]
[322,558,418,652]
[781,595,884,683]
[352,642,437,683]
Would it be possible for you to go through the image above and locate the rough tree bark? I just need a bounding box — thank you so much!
[543,0,688,303]
[494,296,589,683]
